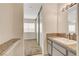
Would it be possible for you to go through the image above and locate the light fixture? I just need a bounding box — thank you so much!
[62,3,77,12]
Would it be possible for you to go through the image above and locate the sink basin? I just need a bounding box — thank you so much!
[49,37,76,45]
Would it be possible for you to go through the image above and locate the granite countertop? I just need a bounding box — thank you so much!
[48,37,76,55]
[0,38,20,55]
[67,44,76,54]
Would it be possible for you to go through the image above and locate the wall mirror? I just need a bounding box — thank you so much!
[66,4,78,41]
[61,4,78,56]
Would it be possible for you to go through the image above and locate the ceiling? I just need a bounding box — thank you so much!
[24,3,42,19]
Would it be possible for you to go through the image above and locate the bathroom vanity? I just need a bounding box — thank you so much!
[47,36,76,56]
[46,3,78,56]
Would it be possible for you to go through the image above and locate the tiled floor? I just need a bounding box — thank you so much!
[24,39,42,56]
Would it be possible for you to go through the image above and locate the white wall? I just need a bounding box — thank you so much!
[41,4,58,55]
[0,4,23,56]
[0,4,14,44]
[42,4,58,33]
[12,4,23,56]
[0,4,23,44]
[58,4,68,33]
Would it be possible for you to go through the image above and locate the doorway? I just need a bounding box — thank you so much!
[23,3,42,56]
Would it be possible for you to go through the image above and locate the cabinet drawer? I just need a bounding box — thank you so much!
[53,47,64,56]
[53,42,66,55]
[48,44,51,55]
[68,51,75,56]
[48,40,51,44]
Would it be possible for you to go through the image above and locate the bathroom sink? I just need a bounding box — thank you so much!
[48,37,76,45]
